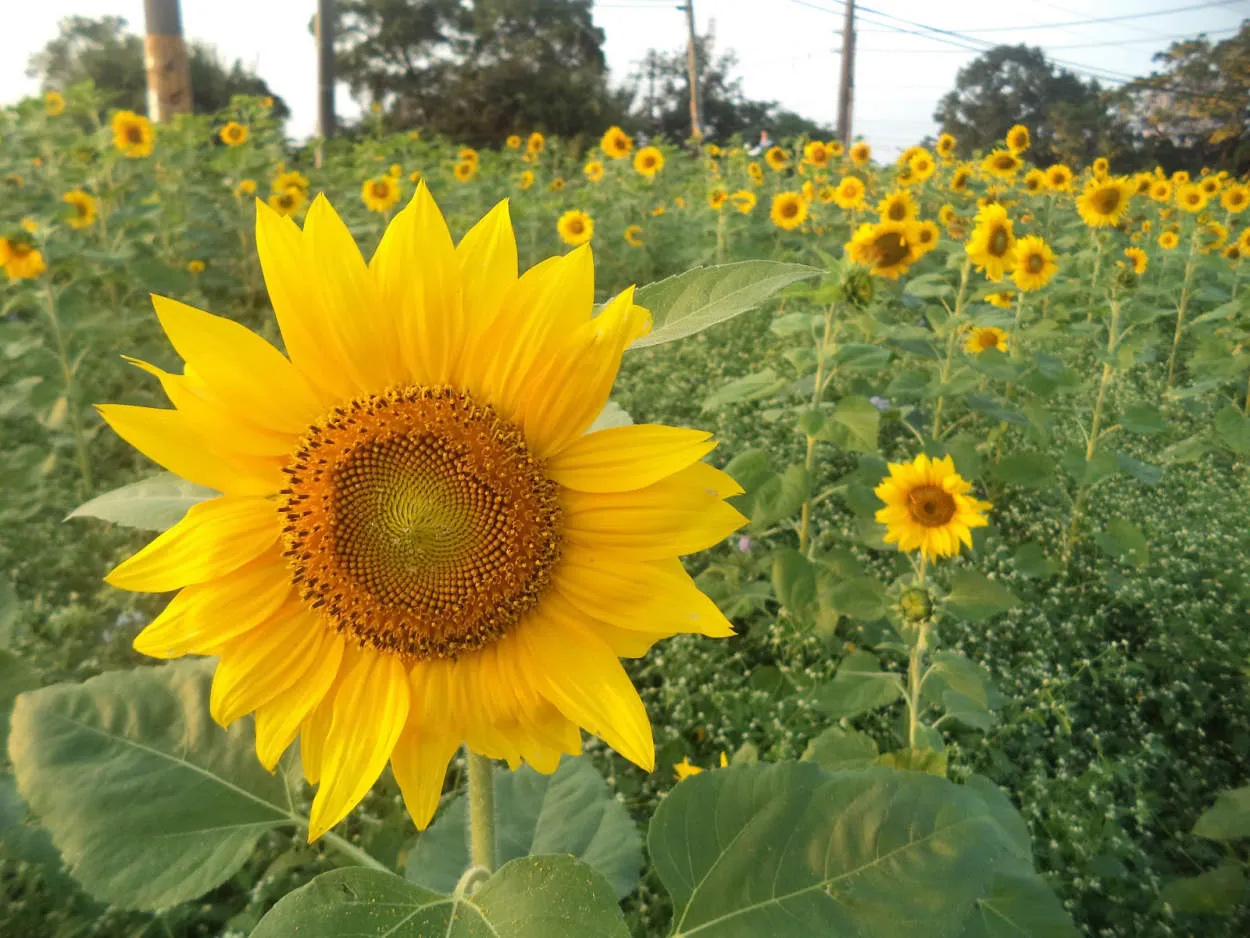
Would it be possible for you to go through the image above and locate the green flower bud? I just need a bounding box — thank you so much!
[900,587,932,622]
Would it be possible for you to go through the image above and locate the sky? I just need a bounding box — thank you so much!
[0,0,1246,158]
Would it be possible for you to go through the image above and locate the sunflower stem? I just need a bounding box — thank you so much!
[906,616,931,751]
[466,750,496,874]
[1166,222,1201,388]
[931,259,971,442]
[798,305,836,555]
[41,283,93,496]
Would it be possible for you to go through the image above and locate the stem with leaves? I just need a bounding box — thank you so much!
[1166,222,1201,388]
[931,258,972,441]
[798,305,835,554]
[42,284,92,496]
[905,556,930,750]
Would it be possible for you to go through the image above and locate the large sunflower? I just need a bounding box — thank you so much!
[634,146,665,178]
[1221,184,1249,214]
[874,455,990,560]
[770,191,808,230]
[846,219,919,280]
[982,149,1022,178]
[1176,183,1208,213]
[965,203,1017,282]
[877,189,917,223]
[99,187,744,840]
[765,146,790,172]
[1076,176,1134,227]
[1011,235,1057,291]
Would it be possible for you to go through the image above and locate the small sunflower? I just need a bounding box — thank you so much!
[1172,170,1190,185]
[549,177,566,193]
[1200,221,1228,254]
[912,220,940,258]
[1199,176,1221,197]
[849,141,871,166]
[1076,176,1135,227]
[936,133,956,158]
[908,152,936,183]
[770,192,808,230]
[1092,157,1110,178]
[1022,169,1046,194]
[803,140,831,168]
[1149,179,1172,203]
[1045,164,1073,192]
[584,160,605,183]
[526,132,545,155]
[986,291,1015,309]
[1220,184,1249,214]
[459,148,480,168]
[1133,173,1153,196]
[708,187,728,211]
[600,126,632,160]
[112,110,154,158]
[764,146,790,172]
[846,219,919,280]
[220,122,249,147]
[362,176,401,213]
[235,179,258,198]
[518,171,535,191]
[634,146,665,178]
[730,190,757,214]
[63,190,98,229]
[982,149,1022,178]
[938,203,956,226]
[874,455,990,561]
[1158,230,1179,250]
[273,170,310,194]
[44,90,66,116]
[390,164,403,178]
[267,187,306,217]
[453,161,477,183]
[505,135,522,150]
[623,224,644,247]
[1123,247,1148,275]
[1225,243,1242,262]
[965,203,1017,282]
[0,236,47,280]
[801,181,816,203]
[557,209,594,246]
[877,189,917,223]
[1005,124,1030,154]
[951,166,972,192]
[1011,235,1057,291]
[747,162,764,186]
[833,176,866,210]
[1240,228,1250,254]
[817,185,837,205]
[187,259,206,274]
[965,326,1009,355]
[1176,183,1208,213]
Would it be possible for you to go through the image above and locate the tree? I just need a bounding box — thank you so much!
[934,45,1130,167]
[28,15,288,117]
[629,37,831,143]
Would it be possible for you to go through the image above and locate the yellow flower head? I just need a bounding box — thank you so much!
[584,160,605,183]
[634,146,665,178]
[98,186,743,841]
[965,326,1009,355]
[458,148,480,168]
[651,205,666,217]
[765,146,790,171]
[877,189,917,223]
[235,178,258,198]
[623,224,644,247]
[1176,183,1208,213]
[846,219,919,280]
[828,140,844,157]
[747,161,764,186]
[1199,176,1221,197]
[801,180,816,203]
[505,134,522,150]
[951,165,972,192]
[601,126,633,160]
[982,149,1022,178]
[44,90,66,116]
[409,171,422,184]
[20,218,38,235]
[518,170,535,190]
[1200,221,1228,254]
[526,132,545,155]
[62,190,98,229]
[1012,235,1057,291]
[770,191,808,230]
[1092,157,1110,178]
[936,133,956,158]
[849,141,871,166]
[1172,170,1190,185]
[1005,124,1030,154]
[1123,246,1148,275]
[966,203,1017,282]
[803,140,831,168]
[262,96,275,109]
[187,259,206,274]
[1239,228,1250,254]
[817,185,837,205]
[454,161,477,183]
[273,170,310,194]
[912,219,940,258]
[833,176,866,210]
[874,454,990,560]
[362,176,401,213]
[1077,176,1135,227]
[908,151,936,183]
[1023,169,1046,194]
[557,209,594,246]
[938,203,956,226]
[1225,243,1242,262]
[674,757,703,781]
[1158,230,1179,250]
[1,236,47,280]
[390,164,403,178]
[986,291,1015,309]
[549,177,565,192]
[1149,179,1172,203]
[708,187,728,210]
[1220,184,1248,214]
[1045,164,1073,192]
[730,190,757,214]
[112,110,154,158]
[220,122,249,147]
[267,186,306,216]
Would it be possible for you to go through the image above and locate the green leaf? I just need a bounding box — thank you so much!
[1193,786,1250,841]
[701,368,785,411]
[835,343,893,372]
[905,272,956,300]
[772,549,817,619]
[824,395,881,453]
[813,650,904,719]
[631,261,820,349]
[947,571,1019,623]
[752,464,809,527]
[829,575,889,621]
[802,727,880,770]
[1120,404,1166,436]
[992,452,1055,490]
[8,660,301,910]
[723,449,775,522]
[926,653,999,731]
[770,311,821,337]
[0,650,38,754]
[1160,863,1248,915]
[253,857,630,938]
[1013,544,1058,580]
[1115,453,1162,487]
[1215,405,1250,455]
[650,763,1012,937]
[404,758,642,900]
[961,870,1082,937]
[1095,518,1150,568]
[66,472,218,532]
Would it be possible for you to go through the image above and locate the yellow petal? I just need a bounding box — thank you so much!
[307,649,410,841]
[132,548,291,658]
[151,295,322,434]
[390,722,459,830]
[209,603,324,726]
[254,631,345,771]
[546,424,715,492]
[456,199,517,356]
[106,496,279,592]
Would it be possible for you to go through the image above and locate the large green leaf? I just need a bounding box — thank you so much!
[0,650,38,753]
[1193,785,1250,841]
[252,857,630,937]
[1095,518,1150,568]
[960,870,1081,937]
[813,650,904,721]
[631,261,820,349]
[1159,863,1248,914]
[7,660,302,909]
[947,571,1019,622]
[649,762,1015,937]
[404,757,642,900]
[66,472,218,532]
[801,727,879,770]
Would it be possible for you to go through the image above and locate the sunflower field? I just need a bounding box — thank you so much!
[3,82,1250,938]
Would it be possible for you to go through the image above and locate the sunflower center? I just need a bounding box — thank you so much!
[125,124,144,144]
[979,331,1000,350]
[281,386,562,661]
[995,155,1015,170]
[874,231,909,267]
[906,484,957,527]
[887,201,906,221]
[75,200,89,217]
[372,181,390,198]
[1093,188,1120,214]
[989,227,1010,257]
[1026,252,1044,273]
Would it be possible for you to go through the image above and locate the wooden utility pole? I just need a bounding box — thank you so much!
[682,2,702,140]
[836,0,855,147]
[316,0,336,146]
[142,0,192,120]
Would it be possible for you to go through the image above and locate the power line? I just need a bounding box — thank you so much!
[858,26,1240,53]
[958,0,1246,33]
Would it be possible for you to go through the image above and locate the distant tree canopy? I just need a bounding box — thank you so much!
[629,37,833,143]
[28,15,288,118]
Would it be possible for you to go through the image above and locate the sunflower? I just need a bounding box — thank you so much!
[1092,157,1109,178]
[833,176,866,210]
[1076,176,1134,227]
[220,122,249,147]
[936,133,956,158]
[1011,235,1057,291]
[0,237,46,280]
[730,190,756,214]
[362,176,401,213]
[557,209,594,246]
[849,141,871,166]
[803,140,831,168]
[1133,173,1153,196]
[908,152,936,183]
[526,132,545,155]
[877,189,917,223]
[1149,179,1172,203]
[1022,169,1046,194]
[965,203,1017,282]
[549,177,566,193]
[1045,164,1073,192]
[1199,176,1221,197]
[506,135,522,150]
[1176,183,1207,213]
[964,326,1009,356]
[518,171,535,191]
[458,148,480,168]
[187,259,206,274]
[674,196,686,210]
[951,166,972,192]
[623,224,644,247]
[764,146,790,171]
[1240,229,1250,254]
[600,126,632,160]
[1220,184,1249,214]
[273,170,310,195]
[1200,221,1228,254]
[770,191,808,230]
[268,187,307,216]
[801,181,816,203]
[453,161,477,183]
[63,190,98,229]
[1123,247,1148,275]
[1172,170,1190,185]
[112,110,154,158]
[912,220,940,258]
[936,204,955,227]
[846,219,919,280]
[985,291,1015,309]
[708,187,728,211]
[1158,230,1179,250]
[235,179,257,198]
[100,187,744,840]
[874,455,990,561]
[747,161,764,186]
[584,160,605,183]
[45,90,66,116]
[634,146,665,178]
[390,164,403,178]
[982,149,1021,178]
[1226,243,1243,262]
[1005,124,1030,154]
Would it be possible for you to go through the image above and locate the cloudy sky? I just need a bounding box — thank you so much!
[1,0,1246,157]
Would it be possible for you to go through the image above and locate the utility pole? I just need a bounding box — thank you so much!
[681,2,702,140]
[836,0,855,147]
[142,0,192,120]
[316,0,336,167]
